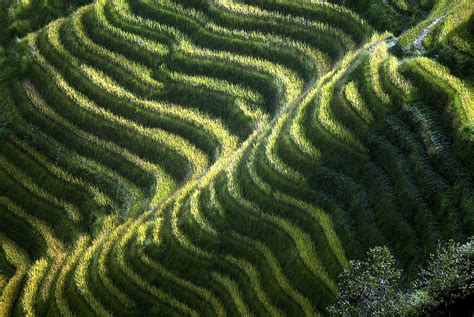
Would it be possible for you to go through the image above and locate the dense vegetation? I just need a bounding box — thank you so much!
[0,0,472,315]
[329,240,473,315]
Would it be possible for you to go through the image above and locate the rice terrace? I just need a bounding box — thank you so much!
[0,0,473,316]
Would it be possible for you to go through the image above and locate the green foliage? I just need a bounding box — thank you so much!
[327,246,404,316]
[412,238,474,310]
[328,240,474,316]
[0,42,32,83]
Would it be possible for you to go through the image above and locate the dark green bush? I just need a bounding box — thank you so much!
[328,239,474,316]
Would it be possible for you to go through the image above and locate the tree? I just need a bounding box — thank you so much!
[328,239,474,316]
[411,238,474,313]
[328,246,404,316]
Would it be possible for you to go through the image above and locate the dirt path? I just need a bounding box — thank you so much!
[413,16,444,51]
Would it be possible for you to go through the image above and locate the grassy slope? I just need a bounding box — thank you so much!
[0,0,472,315]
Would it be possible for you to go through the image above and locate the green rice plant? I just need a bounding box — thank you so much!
[367,134,442,248]
[75,4,168,71]
[403,57,473,124]
[6,95,142,218]
[231,232,316,317]
[209,0,356,52]
[22,81,150,215]
[21,258,48,316]
[189,189,218,236]
[398,0,453,50]
[169,71,266,122]
[115,10,322,124]
[169,71,263,106]
[224,255,284,316]
[315,61,368,154]
[364,43,391,106]
[211,178,314,316]
[59,17,158,99]
[287,34,385,166]
[169,194,214,259]
[362,161,420,260]
[178,39,303,109]
[434,0,472,47]
[165,121,267,260]
[72,6,164,91]
[113,0,314,131]
[38,24,208,183]
[225,156,338,297]
[96,224,136,311]
[27,35,187,207]
[152,123,248,260]
[247,141,349,270]
[234,0,373,43]
[0,140,99,227]
[211,272,251,316]
[157,0,334,73]
[94,0,169,59]
[385,55,413,97]
[0,234,30,317]
[0,154,81,223]
[137,231,226,317]
[129,0,306,107]
[86,219,138,314]
[343,81,374,124]
[72,35,254,141]
[265,214,337,294]
[38,23,211,178]
[11,137,118,213]
[401,57,473,172]
[205,21,331,76]
[115,130,266,310]
[74,216,123,316]
[0,275,5,292]
[53,236,89,317]
[274,193,348,270]
[382,116,460,243]
[128,132,258,303]
[265,109,307,185]
[403,105,474,232]
[0,196,64,258]
[255,30,338,181]
[114,216,198,316]
[0,197,66,304]
[147,0,335,74]
[295,35,388,168]
[1,0,471,314]
[390,0,410,12]
[377,60,406,109]
[38,258,65,304]
[108,0,290,123]
[49,18,229,159]
[79,64,238,158]
[450,32,474,56]
[105,218,157,303]
[95,0,176,70]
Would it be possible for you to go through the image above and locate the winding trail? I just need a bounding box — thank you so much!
[413,16,444,51]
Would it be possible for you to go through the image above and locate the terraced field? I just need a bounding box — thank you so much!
[0,0,473,315]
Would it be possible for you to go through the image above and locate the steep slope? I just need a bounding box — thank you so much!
[0,0,472,315]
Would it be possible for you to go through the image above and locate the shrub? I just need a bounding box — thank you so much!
[410,238,474,312]
[328,239,474,316]
[327,246,404,316]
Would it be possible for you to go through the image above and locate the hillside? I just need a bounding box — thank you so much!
[0,0,473,315]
